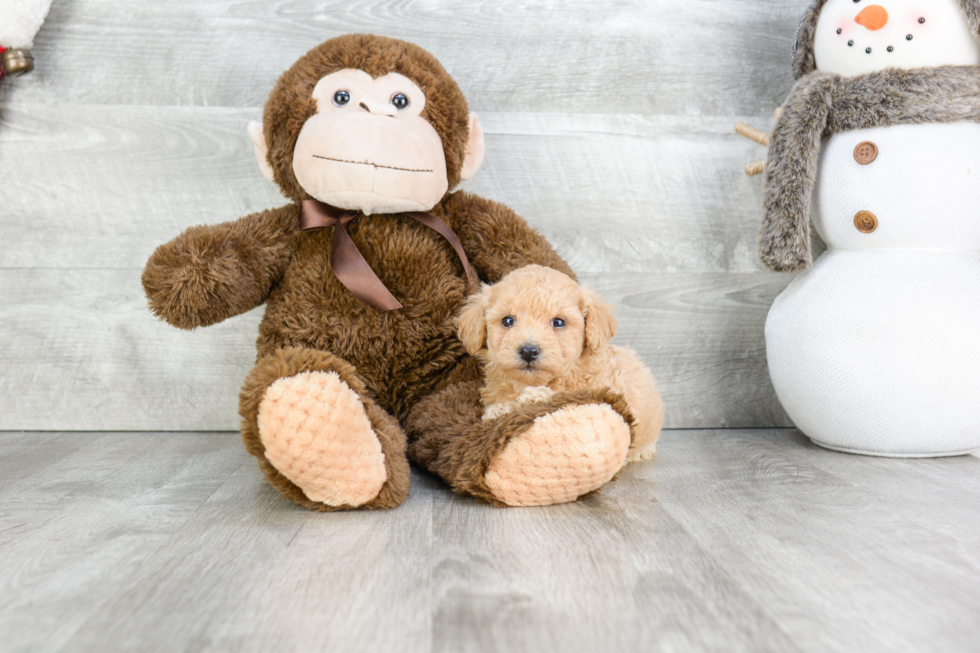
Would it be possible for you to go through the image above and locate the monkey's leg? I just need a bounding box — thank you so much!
[406,378,635,507]
[239,346,409,511]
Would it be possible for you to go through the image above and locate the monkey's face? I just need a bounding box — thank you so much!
[290,69,449,215]
[251,36,485,212]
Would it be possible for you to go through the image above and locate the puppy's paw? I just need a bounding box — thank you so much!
[482,402,516,422]
[517,386,555,405]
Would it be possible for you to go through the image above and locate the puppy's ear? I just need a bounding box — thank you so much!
[456,286,490,355]
[581,288,617,354]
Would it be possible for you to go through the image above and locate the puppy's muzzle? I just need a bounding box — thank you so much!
[518,344,541,363]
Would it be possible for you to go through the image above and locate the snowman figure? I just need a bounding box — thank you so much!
[760,0,980,456]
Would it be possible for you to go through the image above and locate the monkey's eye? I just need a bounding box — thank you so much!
[551,318,566,329]
[501,316,516,328]
[391,93,410,110]
[333,90,351,107]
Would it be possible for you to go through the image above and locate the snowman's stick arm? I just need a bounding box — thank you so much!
[734,123,771,147]
[734,109,783,176]
[744,161,766,176]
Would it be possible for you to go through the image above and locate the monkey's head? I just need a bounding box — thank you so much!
[248,34,484,215]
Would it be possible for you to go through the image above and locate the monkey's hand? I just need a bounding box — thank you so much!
[142,206,297,329]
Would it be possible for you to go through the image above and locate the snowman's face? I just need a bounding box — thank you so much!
[813,0,980,76]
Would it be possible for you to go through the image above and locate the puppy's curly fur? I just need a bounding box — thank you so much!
[456,265,664,462]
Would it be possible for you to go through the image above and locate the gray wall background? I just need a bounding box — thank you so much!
[0,0,813,431]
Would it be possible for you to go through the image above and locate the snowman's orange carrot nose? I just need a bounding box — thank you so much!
[855,5,888,31]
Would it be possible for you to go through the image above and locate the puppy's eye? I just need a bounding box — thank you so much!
[333,90,351,106]
[501,316,516,328]
[551,318,566,329]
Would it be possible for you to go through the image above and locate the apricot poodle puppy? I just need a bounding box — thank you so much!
[456,265,664,462]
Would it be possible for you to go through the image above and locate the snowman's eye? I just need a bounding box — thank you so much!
[919,17,926,24]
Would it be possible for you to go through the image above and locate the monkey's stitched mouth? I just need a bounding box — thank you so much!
[313,155,433,173]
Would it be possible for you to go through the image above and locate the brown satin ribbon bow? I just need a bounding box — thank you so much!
[300,199,477,311]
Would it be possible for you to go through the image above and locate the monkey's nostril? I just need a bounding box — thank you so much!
[518,344,540,362]
[358,101,371,112]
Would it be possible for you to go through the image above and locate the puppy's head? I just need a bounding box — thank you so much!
[456,265,616,384]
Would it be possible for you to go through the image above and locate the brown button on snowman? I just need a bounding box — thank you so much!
[853,141,878,164]
[746,0,980,456]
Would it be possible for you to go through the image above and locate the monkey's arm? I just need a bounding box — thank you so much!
[441,191,576,284]
[142,205,300,329]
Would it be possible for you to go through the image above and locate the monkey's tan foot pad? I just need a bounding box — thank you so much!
[257,371,386,507]
[485,403,631,507]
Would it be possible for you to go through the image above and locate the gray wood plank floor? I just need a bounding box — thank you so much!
[2,430,978,653]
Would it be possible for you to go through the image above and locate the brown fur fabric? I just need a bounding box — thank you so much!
[142,205,300,329]
[761,66,980,272]
[406,381,635,506]
[239,346,410,511]
[141,34,605,510]
[250,190,574,423]
[792,0,980,79]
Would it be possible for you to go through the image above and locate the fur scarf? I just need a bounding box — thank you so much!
[760,65,980,272]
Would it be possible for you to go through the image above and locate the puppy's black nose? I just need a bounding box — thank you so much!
[519,344,540,362]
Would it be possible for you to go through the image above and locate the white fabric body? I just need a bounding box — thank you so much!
[766,122,980,455]
[812,122,980,250]
[0,0,53,49]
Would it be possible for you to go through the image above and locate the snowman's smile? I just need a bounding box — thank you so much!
[836,2,922,59]
[812,0,980,77]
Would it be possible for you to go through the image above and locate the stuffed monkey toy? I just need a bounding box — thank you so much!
[757,0,980,456]
[143,34,637,509]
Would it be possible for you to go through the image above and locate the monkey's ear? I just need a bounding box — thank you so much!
[455,285,490,355]
[247,121,275,182]
[581,288,617,354]
[459,113,485,181]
